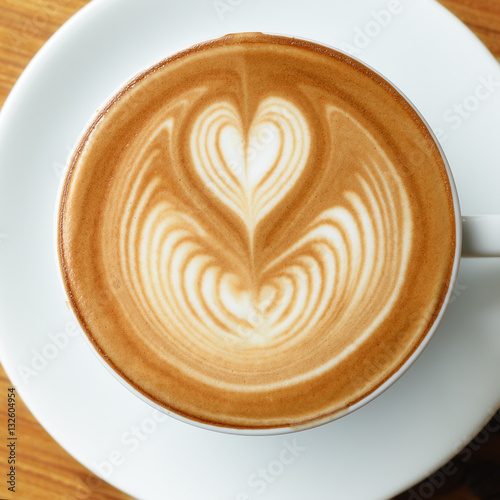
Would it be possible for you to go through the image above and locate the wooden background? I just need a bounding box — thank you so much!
[0,1,499,499]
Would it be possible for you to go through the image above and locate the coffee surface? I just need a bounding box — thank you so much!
[58,33,456,429]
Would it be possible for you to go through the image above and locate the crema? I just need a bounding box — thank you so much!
[58,33,456,429]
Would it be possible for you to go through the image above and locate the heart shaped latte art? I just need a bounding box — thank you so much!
[190,97,310,240]
[60,35,456,429]
[110,94,413,389]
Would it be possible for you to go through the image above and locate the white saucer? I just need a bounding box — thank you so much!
[0,0,499,498]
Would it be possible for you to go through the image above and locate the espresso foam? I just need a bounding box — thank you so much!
[58,33,456,429]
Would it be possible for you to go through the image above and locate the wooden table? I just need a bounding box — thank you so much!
[0,1,499,499]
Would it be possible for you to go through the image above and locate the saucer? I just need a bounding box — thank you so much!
[0,0,499,498]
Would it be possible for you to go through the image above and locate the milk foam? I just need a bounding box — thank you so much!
[58,33,455,428]
[113,96,413,390]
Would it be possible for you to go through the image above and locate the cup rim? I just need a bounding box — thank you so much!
[54,32,463,436]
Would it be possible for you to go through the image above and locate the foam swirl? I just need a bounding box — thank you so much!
[109,95,412,389]
[59,34,455,428]
[191,97,310,239]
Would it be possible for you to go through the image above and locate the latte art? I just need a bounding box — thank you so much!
[115,94,413,385]
[58,34,455,429]
[192,97,310,238]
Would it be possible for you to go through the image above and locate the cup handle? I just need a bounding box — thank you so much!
[462,215,500,257]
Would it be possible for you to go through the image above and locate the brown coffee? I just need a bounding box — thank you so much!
[58,33,456,430]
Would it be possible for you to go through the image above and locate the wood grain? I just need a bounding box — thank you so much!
[440,0,500,60]
[0,3,133,498]
[0,1,499,499]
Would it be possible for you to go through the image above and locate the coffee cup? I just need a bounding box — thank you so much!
[55,33,500,435]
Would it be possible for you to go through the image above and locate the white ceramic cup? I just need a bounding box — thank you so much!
[55,34,500,436]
